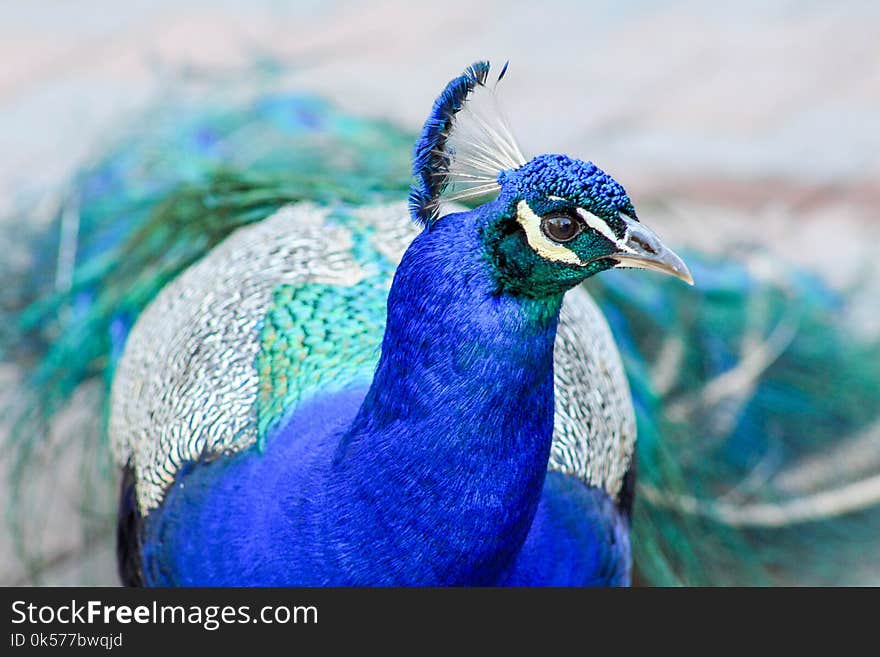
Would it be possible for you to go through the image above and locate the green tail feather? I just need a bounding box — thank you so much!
[589,255,880,585]
[2,91,412,581]
[4,86,880,584]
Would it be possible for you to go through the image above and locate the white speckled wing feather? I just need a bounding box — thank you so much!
[551,288,636,501]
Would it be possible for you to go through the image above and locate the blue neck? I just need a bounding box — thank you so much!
[327,208,563,584]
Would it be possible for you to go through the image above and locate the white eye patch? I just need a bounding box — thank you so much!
[515,200,585,265]
[575,207,624,247]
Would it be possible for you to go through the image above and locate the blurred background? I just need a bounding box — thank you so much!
[1,1,878,585]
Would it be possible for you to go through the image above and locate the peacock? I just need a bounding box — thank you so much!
[3,61,880,586]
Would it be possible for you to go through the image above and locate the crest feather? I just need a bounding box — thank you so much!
[409,60,526,226]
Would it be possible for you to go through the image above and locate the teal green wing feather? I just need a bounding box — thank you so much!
[109,202,416,513]
[254,202,421,444]
[256,281,395,445]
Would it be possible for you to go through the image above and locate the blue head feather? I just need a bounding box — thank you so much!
[498,153,638,231]
[409,61,491,226]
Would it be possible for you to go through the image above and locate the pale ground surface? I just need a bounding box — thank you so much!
[1,1,878,584]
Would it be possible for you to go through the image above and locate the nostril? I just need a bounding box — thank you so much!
[631,234,657,254]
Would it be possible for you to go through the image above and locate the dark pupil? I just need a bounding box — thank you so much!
[542,214,579,242]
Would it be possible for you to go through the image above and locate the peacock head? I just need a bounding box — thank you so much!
[409,61,692,297]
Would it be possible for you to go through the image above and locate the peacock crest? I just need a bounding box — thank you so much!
[409,61,527,225]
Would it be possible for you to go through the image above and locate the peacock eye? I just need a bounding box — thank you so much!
[540,212,582,243]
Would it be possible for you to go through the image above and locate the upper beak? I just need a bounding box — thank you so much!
[611,215,694,286]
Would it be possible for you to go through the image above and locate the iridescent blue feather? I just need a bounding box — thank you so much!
[408,61,490,225]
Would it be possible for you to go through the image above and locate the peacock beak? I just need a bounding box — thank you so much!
[611,215,694,285]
